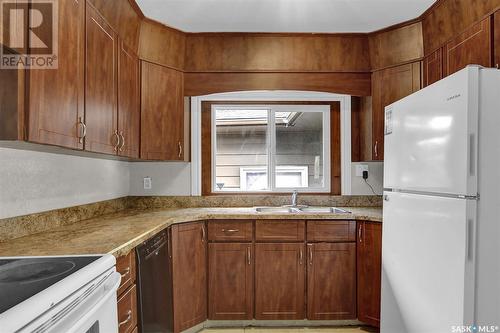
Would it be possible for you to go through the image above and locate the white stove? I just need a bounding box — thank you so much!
[0,254,120,333]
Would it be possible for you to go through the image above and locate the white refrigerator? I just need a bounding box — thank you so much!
[381,66,500,333]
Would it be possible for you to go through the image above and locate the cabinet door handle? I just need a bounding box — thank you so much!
[178,141,182,158]
[119,131,125,152]
[374,141,378,158]
[78,117,86,143]
[118,310,132,327]
[308,245,313,265]
[358,224,363,243]
[299,248,303,265]
[201,225,206,242]
[247,246,251,265]
[113,130,120,151]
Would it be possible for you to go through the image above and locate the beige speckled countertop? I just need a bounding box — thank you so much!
[0,207,382,258]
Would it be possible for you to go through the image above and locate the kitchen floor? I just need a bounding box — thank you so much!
[201,327,378,333]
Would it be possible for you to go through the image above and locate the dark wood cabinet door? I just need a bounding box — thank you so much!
[172,222,207,333]
[208,243,253,320]
[423,48,443,87]
[28,0,84,149]
[357,221,382,327]
[141,61,184,160]
[372,62,421,160]
[444,17,492,76]
[494,11,500,69]
[85,3,118,155]
[255,243,305,320]
[118,40,140,159]
[307,242,356,320]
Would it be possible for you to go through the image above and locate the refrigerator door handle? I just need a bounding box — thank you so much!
[466,218,474,261]
[469,134,476,176]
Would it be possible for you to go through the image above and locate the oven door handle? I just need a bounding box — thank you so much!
[61,271,121,333]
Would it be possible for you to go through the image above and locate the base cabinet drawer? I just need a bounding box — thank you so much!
[116,251,136,295]
[208,220,253,241]
[256,220,305,241]
[117,284,137,333]
[307,220,356,242]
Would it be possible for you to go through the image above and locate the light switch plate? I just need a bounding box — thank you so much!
[143,177,152,190]
[355,164,369,177]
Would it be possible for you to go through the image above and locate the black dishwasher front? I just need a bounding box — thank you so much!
[136,229,173,333]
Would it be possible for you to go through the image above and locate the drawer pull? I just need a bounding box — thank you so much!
[120,267,130,279]
[222,229,239,233]
[118,310,132,327]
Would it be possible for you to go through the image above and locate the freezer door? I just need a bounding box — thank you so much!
[384,67,479,196]
[381,191,476,333]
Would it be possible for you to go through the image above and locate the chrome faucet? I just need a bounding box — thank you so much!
[291,190,298,207]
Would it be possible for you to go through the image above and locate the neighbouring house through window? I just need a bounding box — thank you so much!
[211,104,331,193]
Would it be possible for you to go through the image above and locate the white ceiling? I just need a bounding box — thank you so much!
[135,0,436,33]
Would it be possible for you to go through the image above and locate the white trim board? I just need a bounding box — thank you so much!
[190,91,352,195]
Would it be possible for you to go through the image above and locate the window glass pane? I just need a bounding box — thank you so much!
[215,109,269,191]
[275,111,324,189]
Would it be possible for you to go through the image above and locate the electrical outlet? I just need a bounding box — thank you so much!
[143,177,152,190]
[355,164,369,177]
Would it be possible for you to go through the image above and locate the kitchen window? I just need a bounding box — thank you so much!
[212,105,331,193]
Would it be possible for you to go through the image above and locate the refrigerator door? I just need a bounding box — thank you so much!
[384,67,479,196]
[381,191,476,333]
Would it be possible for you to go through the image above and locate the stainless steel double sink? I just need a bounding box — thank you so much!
[254,206,351,214]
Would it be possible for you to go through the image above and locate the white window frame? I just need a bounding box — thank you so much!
[211,104,331,193]
[191,91,352,196]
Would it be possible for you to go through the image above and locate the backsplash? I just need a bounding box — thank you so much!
[128,195,382,209]
[0,197,129,242]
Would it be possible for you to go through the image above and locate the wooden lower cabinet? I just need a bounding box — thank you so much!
[255,243,305,320]
[117,284,137,333]
[171,222,207,333]
[357,221,383,327]
[116,251,138,333]
[495,10,500,69]
[208,243,253,320]
[307,242,356,320]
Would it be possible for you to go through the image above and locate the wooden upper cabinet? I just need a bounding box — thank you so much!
[357,221,382,327]
[141,61,185,161]
[171,222,207,333]
[208,243,253,320]
[423,48,443,87]
[494,11,500,69]
[444,17,492,76]
[307,243,356,320]
[85,3,118,155]
[118,40,140,159]
[371,62,421,160]
[28,0,85,148]
[255,243,305,320]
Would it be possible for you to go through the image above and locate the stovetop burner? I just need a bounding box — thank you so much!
[0,256,100,314]
[0,260,76,284]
